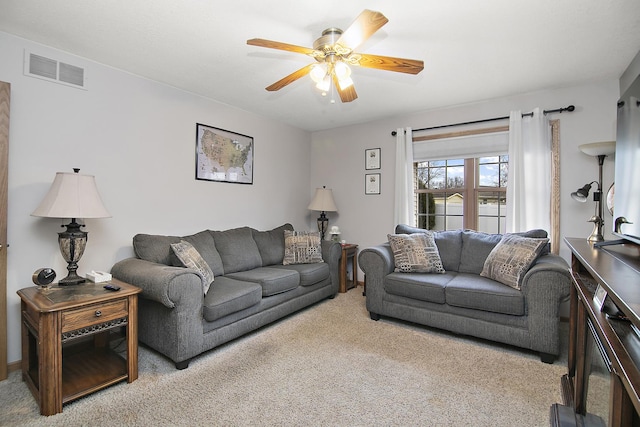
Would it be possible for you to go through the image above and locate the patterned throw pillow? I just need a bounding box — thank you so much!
[387,232,445,273]
[480,234,549,289]
[282,230,324,265]
[171,240,214,295]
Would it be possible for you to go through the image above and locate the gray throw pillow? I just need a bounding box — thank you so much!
[480,234,549,289]
[387,232,445,274]
[282,230,324,265]
[171,240,214,295]
[394,225,463,271]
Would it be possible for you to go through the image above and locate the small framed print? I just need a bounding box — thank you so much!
[365,148,381,170]
[365,173,380,195]
[594,284,607,311]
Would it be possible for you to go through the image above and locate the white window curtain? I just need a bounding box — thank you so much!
[506,108,551,232]
[394,127,414,225]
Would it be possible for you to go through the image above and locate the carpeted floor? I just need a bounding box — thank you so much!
[0,288,568,426]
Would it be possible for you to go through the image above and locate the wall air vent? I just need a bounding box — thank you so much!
[24,50,87,90]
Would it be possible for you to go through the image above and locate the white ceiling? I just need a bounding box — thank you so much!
[1,0,640,132]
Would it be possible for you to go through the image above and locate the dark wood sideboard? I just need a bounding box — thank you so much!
[553,238,640,426]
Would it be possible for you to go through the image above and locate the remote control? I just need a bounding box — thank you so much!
[103,284,121,291]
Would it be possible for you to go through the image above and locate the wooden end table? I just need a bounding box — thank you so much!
[17,279,140,415]
[339,243,358,293]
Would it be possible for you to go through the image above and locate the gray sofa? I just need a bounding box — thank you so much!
[111,223,340,369]
[358,224,571,362]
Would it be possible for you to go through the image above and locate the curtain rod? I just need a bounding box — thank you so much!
[390,105,575,136]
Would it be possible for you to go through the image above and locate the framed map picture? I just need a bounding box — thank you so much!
[195,123,254,184]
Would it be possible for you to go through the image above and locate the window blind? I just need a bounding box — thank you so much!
[413,131,508,162]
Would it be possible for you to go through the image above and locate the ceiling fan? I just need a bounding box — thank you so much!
[247,9,424,103]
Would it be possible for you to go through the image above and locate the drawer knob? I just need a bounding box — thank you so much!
[95,310,102,317]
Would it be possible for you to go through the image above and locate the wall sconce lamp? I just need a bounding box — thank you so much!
[32,168,111,285]
[571,141,616,242]
[308,186,337,240]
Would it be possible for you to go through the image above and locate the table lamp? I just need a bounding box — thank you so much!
[308,186,337,240]
[570,141,615,242]
[32,168,111,285]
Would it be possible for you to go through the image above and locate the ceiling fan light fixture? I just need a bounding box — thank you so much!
[248,10,424,103]
[309,63,327,84]
[334,61,351,79]
[316,75,331,92]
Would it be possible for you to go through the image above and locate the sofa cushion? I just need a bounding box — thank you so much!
[480,234,549,289]
[458,229,549,275]
[445,273,525,316]
[272,262,330,287]
[179,230,224,277]
[210,227,262,274]
[394,225,462,271]
[283,230,324,265]
[252,223,294,266]
[458,231,503,274]
[388,232,445,273]
[132,231,224,276]
[433,230,463,272]
[227,267,299,296]
[170,240,214,295]
[133,234,182,265]
[202,277,262,322]
[385,271,456,304]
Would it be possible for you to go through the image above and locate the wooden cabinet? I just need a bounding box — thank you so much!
[556,238,640,426]
[17,279,140,415]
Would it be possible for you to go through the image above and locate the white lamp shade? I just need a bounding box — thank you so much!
[308,187,337,212]
[32,171,111,219]
[579,141,616,156]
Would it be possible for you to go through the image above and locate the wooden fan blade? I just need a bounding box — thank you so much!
[265,64,315,91]
[354,53,424,75]
[247,38,316,56]
[336,10,388,51]
[332,74,358,103]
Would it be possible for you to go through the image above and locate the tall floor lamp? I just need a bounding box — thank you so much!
[32,169,111,285]
[570,141,615,242]
[308,186,337,240]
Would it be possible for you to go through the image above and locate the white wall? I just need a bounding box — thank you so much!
[311,79,620,278]
[0,32,313,364]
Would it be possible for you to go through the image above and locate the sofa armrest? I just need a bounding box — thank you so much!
[520,253,571,300]
[111,258,204,309]
[322,240,342,290]
[358,243,395,314]
[519,253,571,354]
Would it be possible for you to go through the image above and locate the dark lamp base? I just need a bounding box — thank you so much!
[58,272,86,286]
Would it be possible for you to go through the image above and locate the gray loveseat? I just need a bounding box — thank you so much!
[358,225,571,362]
[111,223,340,369]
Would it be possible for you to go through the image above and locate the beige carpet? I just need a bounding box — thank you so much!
[1,289,567,426]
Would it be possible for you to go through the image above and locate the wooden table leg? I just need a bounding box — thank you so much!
[38,311,62,416]
[127,295,138,382]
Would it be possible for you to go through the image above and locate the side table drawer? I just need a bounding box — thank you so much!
[62,299,128,333]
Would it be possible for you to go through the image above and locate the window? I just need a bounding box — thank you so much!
[415,155,508,233]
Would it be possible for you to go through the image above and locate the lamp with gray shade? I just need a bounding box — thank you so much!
[307,186,337,240]
[32,168,111,285]
[570,141,615,242]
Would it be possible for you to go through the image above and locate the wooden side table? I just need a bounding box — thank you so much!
[17,279,140,415]
[339,243,358,293]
